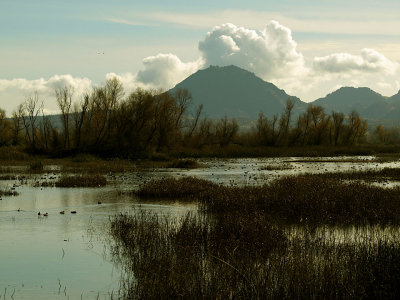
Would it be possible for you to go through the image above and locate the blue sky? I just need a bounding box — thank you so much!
[1,0,399,113]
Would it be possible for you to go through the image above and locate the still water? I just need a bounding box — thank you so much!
[1,156,400,299]
[0,185,194,299]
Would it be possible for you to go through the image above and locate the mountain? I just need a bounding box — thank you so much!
[312,87,386,115]
[312,87,400,121]
[169,65,400,124]
[169,65,306,119]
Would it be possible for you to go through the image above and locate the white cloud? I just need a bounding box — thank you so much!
[2,21,400,114]
[105,72,138,92]
[136,53,203,89]
[0,75,92,95]
[198,21,306,80]
[313,48,398,74]
[0,75,92,114]
[104,21,400,102]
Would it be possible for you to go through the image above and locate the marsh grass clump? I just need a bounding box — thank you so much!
[137,176,400,225]
[111,175,400,298]
[166,159,200,169]
[0,175,17,180]
[71,153,97,163]
[322,167,400,182]
[258,163,293,171]
[29,160,44,172]
[55,174,106,187]
[0,189,19,196]
[110,210,400,299]
[0,146,29,161]
[110,210,287,299]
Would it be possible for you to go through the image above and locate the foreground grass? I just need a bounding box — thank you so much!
[109,175,400,298]
[110,211,400,299]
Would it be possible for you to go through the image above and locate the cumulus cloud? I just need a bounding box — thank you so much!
[0,75,92,114]
[2,21,400,113]
[0,75,92,96]
[105,21,399,102]
[313,48,398,74]
[198,21,306,79]
[136,53,203,89]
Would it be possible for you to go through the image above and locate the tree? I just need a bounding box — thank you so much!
[216,116,238,147]
[55,86,73,150]
[331,111,344,145]
[22,92,42,150]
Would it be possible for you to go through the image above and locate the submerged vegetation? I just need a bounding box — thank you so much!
[110,175,400,298]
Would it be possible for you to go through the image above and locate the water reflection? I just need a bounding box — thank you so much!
[1,156,400,298]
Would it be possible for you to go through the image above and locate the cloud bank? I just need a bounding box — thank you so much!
[313,48,398,74]
[1,20,399,114]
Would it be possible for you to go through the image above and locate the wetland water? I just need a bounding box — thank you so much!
[1,156,399,299]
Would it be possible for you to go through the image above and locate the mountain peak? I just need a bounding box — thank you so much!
[169,65,303,119]
[313,86,385,115]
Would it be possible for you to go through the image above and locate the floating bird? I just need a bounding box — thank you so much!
[71,211,77,214]
[59,210,65,214]
[44,212,48,217]
[17,208,20,212]
[38,212,41,215]
[98,201,102,205]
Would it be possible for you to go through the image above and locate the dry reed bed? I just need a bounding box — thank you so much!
[137,176,400,225]
[110,211,400,299]
[54,174,107,187]
[108,175,400,298]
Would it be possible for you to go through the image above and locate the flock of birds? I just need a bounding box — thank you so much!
[15,201,103,217]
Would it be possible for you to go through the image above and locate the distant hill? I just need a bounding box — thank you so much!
[169,65,306,119]
[313,87,400,121]
[313,87,385,115]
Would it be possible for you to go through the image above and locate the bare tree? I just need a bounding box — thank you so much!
[55,86,74,150]
[216,116,239,147]
[22,92,43,150]
[72,93,89,149]
[174,88,192,129]
[11,104,25,145]
[331,111,344,145]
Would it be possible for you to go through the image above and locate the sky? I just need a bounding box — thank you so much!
[0,0,399,115]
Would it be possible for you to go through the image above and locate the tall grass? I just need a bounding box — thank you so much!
[110,211,400,299]
[55,174,107,187]
[137,176,400,225]
[109,175,400,298]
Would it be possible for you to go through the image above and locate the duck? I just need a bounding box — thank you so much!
[98,201,102,205]
[17,208,21,212]
[59,210,65,214]
[43,212,48,217]
[38,212,41,216]
[71,211,77,214]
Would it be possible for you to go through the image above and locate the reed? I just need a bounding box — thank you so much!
[55,174,107,187]
[137,176,400,225]
[109,211,400,299]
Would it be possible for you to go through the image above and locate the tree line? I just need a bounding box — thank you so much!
[0,77,395,157]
